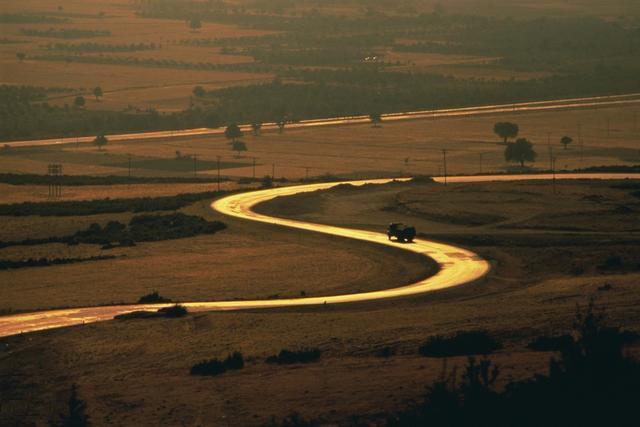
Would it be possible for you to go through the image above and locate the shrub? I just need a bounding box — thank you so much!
[526,334,574,352]
[597,256,624,271]
[419,331,502,357]
[158,304,187,317]
[50,384,89,427]
[266,348,321,365]
[137,290,172,304]
[190,352,245,376]
[190,358,226,376]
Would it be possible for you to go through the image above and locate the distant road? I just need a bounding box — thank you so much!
[5,93,640,148]
[2,172,640,338]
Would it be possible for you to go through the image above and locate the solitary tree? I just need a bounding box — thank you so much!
[192,86,205,98]
[224,123,243,143]
[494,122,519,144]
[505,138,536,167]
[369,112,382,127]
[16,52,26,61]
[560,135,573,150]
[189,18,202,30]
[74,95,85,108]
[277,119,286,134]
[93,86,103,101]
[51,384,90,427]
[231,140,247,157]
[251,122,262,136]
[94,134,108,150]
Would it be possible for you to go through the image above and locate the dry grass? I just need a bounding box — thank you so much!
[2,177,640,425]
[3,103,637,181]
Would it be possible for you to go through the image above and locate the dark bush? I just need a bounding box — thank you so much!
[597,255,624,271]
[419,331,502,357]
[527,334,574,352]
[190,352,245,376]
[376,346,396,358]
[223,352,245,370]
[137,290,172,304]
[266,348,321,365]
[190,358,226,376]
[158,304,187,317]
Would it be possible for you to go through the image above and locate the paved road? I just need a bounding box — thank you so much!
[0,178,491,338]
[5,93,640,148]
[2,173,639,338]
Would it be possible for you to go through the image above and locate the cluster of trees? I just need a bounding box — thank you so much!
[0,190,226,217]
[43,42,160,52]
[20,28,111,38]
[494,121,575,168]
[0,13,69,23]
[32,53,274,73]
[0,255,115,270]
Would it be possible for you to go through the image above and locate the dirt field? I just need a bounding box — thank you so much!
[2,178,640,425]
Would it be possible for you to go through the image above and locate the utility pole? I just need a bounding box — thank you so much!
[305,167,309,180]
[479,152,484,174]
[272,163,275,180]
[217,156,221,191]
[442,149,448,186]
[552,154,557,195]
[547,132,552,171]
[606,117,611,137]
[193,154,197,176]
[127,153,132,178]
[252,157,256,180]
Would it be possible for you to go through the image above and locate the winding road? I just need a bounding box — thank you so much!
[1,173,639,338]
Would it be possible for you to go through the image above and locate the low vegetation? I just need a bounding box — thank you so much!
[0,213,226,249]
[190,352,245,376]
[0,255,116,270]
[0,190,227,216]
[418,330,502,357]
[136,290,172,304]
[0,172,227,186]
[157,304,188,318]
[266,348,322,365]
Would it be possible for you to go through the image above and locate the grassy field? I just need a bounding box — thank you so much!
[1,178,639,425]
[2,102,638,183]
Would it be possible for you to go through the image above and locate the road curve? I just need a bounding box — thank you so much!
[0,178,491,338]
[5,92,640,148]
[3,173,640,338]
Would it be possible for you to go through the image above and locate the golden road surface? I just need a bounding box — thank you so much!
[5,93,640,148]
[2,173,639,337]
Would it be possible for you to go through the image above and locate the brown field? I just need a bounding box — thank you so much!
[2,103,638,183]
[2,178,640,425]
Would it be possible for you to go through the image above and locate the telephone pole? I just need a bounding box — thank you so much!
[193,154,197,176]
[272,163,275,180]
[442,149,448,186]
[252,157,256,180]
[217,156,221,191]
[127,153,132,178]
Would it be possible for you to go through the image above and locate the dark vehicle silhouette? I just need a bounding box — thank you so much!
[387,223,416,243]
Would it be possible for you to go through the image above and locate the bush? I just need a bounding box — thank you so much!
[597,256,624,271]
[190,352,245,376]
[527,334,574,352]
[266,348,321,365]
[419,331,502,357]
[137,290,172,304]
[157,304,187,317]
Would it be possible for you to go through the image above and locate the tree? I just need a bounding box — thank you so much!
[16,52,26,61]
[73,95,85,108]
[224,123,243,143]
[277,119,286,134]
[189,18,201,30]
[369,112,382,127]
[231,140,247,157]
[560,135,573,150]
[493,122,519,144]
[505,138,536,167]
[94,134,108,150]
[192,86,205,98]
[93,86,103,101]
[251,122,262,136]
